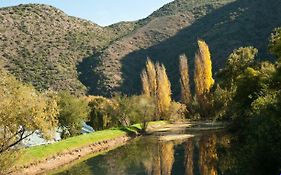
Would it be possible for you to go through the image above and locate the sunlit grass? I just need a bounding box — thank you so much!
[16,121,167,167]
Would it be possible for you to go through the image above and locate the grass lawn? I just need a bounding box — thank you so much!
[16,121,167,167]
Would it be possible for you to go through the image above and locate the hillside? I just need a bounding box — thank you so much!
[0,4,138,94]
[79,0,236,96]
[84,0,281,97]
[1,0,281,97]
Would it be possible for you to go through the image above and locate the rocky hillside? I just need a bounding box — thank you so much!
[80,0,236,96]
[1,0,281,97]
[85,0,281,97]
[0,4,138,95]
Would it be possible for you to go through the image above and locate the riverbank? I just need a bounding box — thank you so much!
[8,121,167,175]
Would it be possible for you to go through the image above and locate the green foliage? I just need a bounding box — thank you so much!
[0,150,21,174]
[0,67,59,172]
[88,96,116,130]
[217,28,281,175]
[210,85,231,120]
[87,95,157,132]
[269,27,281,59]
[111,95,156,129]
[127,95,156,131]
[58,91,90,138]
[212,47,259,120]
[218,47,258,90]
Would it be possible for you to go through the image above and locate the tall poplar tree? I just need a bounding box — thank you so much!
[179,54,192,109]
[156,63,172,119]
[194,40,214,95]
[141,70,150,96]
[146,58,157,98]
[141,59,172,119]
[194,40,214,117]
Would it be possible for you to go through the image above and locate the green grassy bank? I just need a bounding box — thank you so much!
[15,121,167,167]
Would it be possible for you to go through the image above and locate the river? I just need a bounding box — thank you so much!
[54,123,229,175]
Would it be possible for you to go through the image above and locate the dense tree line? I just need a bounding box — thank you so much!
[175,28,281,175]
[214,28,281,175]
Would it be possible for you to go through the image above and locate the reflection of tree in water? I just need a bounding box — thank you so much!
[199,134,218,175]
[143,146,161,175]
[57,132,232,175]
[184,140,194,175]
[102,137,156,174]
[160,142,175,175]
[144,141,175,175]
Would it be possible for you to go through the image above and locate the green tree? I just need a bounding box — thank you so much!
[130,95,155,131]
[88,96,116,130]
[217,33,281,174]
[213,47,258,119]
[269,27,281,59]
[218,47,258,90]
[58,91,90,138]
[0,68,59,173]
[111,95,134,127]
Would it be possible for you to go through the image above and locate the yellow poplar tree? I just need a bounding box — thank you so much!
[141,58,157,120]
[156,63,172,119]
[195,40,214,95]
[194,52,204,96]
[141,70,150,96]
[194,40,214,117]
[141,59,172,120]
[179,54,192,108]
[146,58,157,97]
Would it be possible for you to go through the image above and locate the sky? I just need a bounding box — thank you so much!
[0,0,174,26]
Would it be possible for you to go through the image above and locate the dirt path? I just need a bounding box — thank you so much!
[9,136,131,175]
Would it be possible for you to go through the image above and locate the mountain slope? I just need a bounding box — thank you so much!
[1,0,281,98]
[83,0,281,97]
[79,0,236,96]
[0,4,138,94]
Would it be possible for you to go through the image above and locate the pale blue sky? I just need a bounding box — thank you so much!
[0,0,174,26]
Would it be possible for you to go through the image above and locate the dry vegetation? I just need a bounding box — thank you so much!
[1,0,281,97]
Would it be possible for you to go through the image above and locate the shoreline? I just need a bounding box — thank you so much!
[8,121,225,175]
[9,135,132,175]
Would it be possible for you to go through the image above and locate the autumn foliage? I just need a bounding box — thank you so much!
[194,40,214,117]
[141,59,172,119]
[156,63,172,119]
[194,40,214,95]
[179,54,192,110]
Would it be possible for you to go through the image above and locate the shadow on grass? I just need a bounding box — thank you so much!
[115,126,143,137]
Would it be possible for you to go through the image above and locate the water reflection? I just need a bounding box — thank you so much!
[55,130,227,175]
[184,140,194,175]
[199,134,218,175]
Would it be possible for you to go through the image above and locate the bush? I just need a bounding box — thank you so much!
[88,96,116,130]
[58,91,90,138]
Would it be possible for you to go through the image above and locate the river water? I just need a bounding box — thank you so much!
[55,123,229,175]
